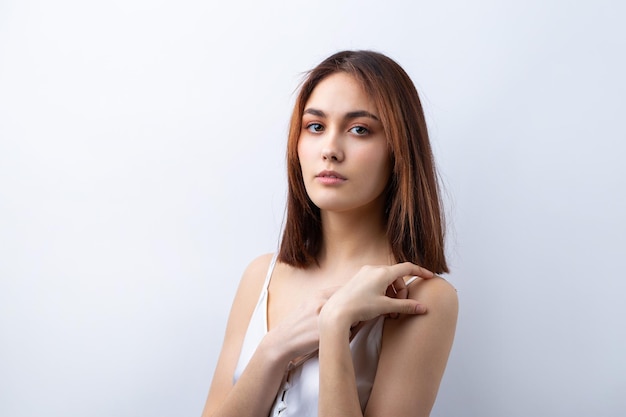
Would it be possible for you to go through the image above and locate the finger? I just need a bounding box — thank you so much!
[391,262,435,279]
[385,284,397,298]
[390,277,408,300]
[385,262,434,285]
[383,297,427,315]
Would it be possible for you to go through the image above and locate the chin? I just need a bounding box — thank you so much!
[308,196,348,211]
[310,200,348,212]
[310,197,381,215]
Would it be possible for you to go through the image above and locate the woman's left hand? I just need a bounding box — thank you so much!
[319,262,434,331]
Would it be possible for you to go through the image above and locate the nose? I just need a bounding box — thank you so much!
[321,132,344,162]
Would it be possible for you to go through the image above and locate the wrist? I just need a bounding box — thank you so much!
[258,331,293,366]
[319,303,353,336]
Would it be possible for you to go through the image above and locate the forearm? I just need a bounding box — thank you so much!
[204,337,290,417]
[318,315,363,417]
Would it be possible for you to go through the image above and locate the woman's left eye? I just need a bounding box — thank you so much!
[306,123,324,133]
[349,126,369,135]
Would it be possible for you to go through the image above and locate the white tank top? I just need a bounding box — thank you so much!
[233,255,385,417]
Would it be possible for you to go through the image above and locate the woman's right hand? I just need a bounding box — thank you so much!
[263,286,340,367]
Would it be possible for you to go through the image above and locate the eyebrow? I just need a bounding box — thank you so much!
[303,108,380,121]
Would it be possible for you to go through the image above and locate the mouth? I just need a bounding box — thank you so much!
[316,170,347,180]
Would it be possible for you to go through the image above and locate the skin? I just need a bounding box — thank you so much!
[201,73,458,417]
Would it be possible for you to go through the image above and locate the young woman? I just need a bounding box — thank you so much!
[201,50,458,417]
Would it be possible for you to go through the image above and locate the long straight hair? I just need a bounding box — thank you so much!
[278,50,449,274]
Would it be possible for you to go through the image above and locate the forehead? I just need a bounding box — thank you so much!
[304,72,378,115]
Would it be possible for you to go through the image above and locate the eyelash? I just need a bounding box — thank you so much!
[305,123,370,136]
[349,125,369,135]
[306,123,324,133]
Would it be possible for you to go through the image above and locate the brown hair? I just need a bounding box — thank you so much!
[278,50,449,274]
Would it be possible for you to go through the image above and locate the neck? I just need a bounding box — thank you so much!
[318,207,391,273]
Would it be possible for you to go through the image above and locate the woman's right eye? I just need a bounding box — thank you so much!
[306,123,324,133]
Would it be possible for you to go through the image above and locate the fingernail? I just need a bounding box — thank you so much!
[415,304,427,314]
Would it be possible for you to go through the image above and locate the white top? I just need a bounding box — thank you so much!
[233,255,385,417]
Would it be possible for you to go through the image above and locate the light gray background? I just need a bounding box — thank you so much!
[1,1,624,416]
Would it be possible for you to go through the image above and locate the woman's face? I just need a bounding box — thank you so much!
[298,72,391,215]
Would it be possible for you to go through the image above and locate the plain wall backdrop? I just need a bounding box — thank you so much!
[1,1,625,416]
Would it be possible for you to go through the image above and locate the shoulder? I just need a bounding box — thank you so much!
[379,274,458,357]
[408,275,458,318]
[225,253,275,326]
[240,253,275,284]
[233,253,275,305]
[219,253,275,348]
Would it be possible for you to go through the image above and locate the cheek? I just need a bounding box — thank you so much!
[297,138,315,169]
[356,144,390,172]
[363,146,391,190]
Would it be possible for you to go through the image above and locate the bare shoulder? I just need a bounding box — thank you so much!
[218,252,275,352]
[218,252,274,338]
[248,252,275,270]
[234,253,275,308]
[382,274,458,346]
[239,253,275,286]
[407,275,458,317]
[219,253,274,339]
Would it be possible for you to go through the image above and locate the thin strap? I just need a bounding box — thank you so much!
[261,253,278,333]
[262,253,278,292]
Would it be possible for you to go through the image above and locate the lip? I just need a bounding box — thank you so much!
[315,170,347,185]
[316,170,347,180]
